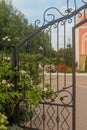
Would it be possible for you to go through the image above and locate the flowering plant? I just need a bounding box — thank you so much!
[0,56,54,124]
[57,64,72,73]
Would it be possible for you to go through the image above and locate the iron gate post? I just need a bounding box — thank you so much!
[72,26,76,130]
[11,44,19,124]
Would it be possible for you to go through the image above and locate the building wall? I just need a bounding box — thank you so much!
[76,15,87,70]
[79,55,86,71]
[78,27,87,70]
[79,28,87,55]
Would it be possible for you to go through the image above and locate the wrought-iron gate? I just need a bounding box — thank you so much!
[12,0,87,130]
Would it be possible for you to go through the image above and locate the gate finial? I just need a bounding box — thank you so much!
[66,0,77,14]
[65,0,72,14]
[67,0,69,10]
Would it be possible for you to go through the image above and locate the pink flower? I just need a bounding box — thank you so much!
[2,79,7,84]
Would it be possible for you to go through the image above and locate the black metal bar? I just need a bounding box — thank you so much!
[56,23,59,92]
[63,21,67,87]
[74,0,77,10]
[11,45,19,123]
[72,26,76,130]
[73,18,87,29]
[56,23,59,130]
[39,101,72,108]
[12,44,16,69]
[41,31,45,130]
[12,45,19,90]
[49,26,52,89]
[57,106,59,130]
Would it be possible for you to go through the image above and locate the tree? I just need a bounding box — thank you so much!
[0,0,29,50]
[57,48,64,58]
[57,42,72,67]
[65,43,72,67]
[23,30,52,57]
[0,0,54,58]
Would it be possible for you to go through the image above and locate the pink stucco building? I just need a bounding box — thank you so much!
[76,15,87,70]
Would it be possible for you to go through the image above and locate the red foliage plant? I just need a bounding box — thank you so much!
[57,64,72,72]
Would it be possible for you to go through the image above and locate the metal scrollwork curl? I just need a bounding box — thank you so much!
[65,8,73,14]
[43,7,64,23]
[59,89,72,105]
[78,12,83,18]
[68,18,72,24]
[34,19,42,28]
[42,85,72,105]
[82,0,87,3]
[60,20,65,26]
[52,23,58,29]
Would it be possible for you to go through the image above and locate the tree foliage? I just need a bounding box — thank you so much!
[65,44,72,67]
[0,0,53,58]
[57,43,72,67]
[0,0,29,48]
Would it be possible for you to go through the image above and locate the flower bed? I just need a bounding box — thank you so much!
[57,64,72,73]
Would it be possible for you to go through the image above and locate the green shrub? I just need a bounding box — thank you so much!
[0,55,54,125]
[7,124,23,130]
[0,113,8,130]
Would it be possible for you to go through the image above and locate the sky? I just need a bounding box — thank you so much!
[11,0,83,24]
[11,0,85,49]
[11,0,64,24]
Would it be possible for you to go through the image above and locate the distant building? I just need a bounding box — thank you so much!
[76,13,87,71]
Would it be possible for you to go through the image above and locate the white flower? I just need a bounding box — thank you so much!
[7,57,10,61]
[5,36,8,39]
[3,57,10,61]
[44,87,48,92]
[10,83,14,87]
[20,70,26,75]
[2,37,6,41]
[7,38,11,42]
